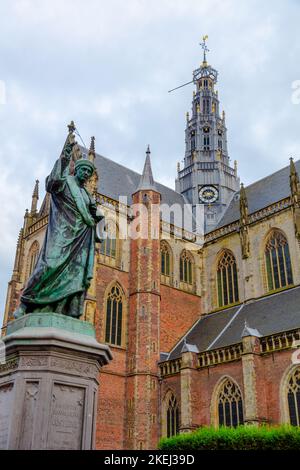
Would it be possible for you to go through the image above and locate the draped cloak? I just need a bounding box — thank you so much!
[21,157,96,307]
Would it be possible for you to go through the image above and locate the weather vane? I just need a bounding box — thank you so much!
[200,35,209,63]
[168,35,211,93]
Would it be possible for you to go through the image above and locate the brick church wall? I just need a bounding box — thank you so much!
[160,285,201,352]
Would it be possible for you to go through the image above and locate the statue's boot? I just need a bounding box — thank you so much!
[68,292,85,318]
[14,303,27,319]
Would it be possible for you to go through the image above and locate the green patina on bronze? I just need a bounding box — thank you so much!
[7,312,96,337]
[14,127,104,319]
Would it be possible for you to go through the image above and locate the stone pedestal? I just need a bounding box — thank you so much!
[0,313,112,450]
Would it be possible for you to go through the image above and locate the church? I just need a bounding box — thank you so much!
[3,40,300,450]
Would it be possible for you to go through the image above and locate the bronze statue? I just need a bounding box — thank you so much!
[14,126,104,319]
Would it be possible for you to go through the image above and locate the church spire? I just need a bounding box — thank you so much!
[136,145,156,192]
[30,179,39,215]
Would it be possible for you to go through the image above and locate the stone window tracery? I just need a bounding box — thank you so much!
[180,251,193,285]
[287,368,300,426]
[218,379,244,427]
[265,230,293,292]
[105,285,123,346]
[217,251,239,307]
[167,394,179,438]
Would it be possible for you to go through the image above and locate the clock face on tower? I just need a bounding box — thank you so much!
[198,185,219,204]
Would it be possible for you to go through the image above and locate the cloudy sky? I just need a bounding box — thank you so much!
[1,0,300,324]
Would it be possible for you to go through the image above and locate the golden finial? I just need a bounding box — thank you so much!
[196,103,200,114]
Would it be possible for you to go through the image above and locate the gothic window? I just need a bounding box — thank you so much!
[217,251,239,307]
[203,135,210,150]
[27,241,39,278]
[100,220,117,258]
[180,251,193,285]
[105,285,124,346]
[167,394,179,438]
[287,368,300,426]
[203,98,210,115]
[161,242,171,277]
[218,139,222,150]
[265,230,293,291]
[218,379,244,427]
[191,131,196,151]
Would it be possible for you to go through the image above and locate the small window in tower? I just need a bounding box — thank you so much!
[203,127,210,133]
[218,139,222,150]
[218,129,223,136]
[204,79,208,88]
[204,136,210,150]
[191,135,196,151]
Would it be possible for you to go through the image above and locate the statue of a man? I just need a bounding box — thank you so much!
[14,134,103,319]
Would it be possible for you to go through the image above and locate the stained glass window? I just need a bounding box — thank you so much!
[265,231,293,291]
[167,394,179,438]
[217,251,239,307]
[218,379,244,427]
[161,242,171,276]
[105,285,123,346]
[100,220,117,258]
[180,251,193,285]
[287,368,300,426]
[28,241,39,278]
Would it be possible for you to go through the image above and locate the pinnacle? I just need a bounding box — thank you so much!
[89,136,95,155]
[136,145,157,192]
[32,179,39,198]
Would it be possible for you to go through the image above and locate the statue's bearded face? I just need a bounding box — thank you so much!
[75,165,93,183]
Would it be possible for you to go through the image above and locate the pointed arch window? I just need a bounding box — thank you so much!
[105,285,124,346]
[265,230,293,291]
[161,242,171,277]
[180,251,193,285]
[203,98,210,115]
[217,251,239,307]
[100,220,117,258]
[287,368,300,426]
[167,394,179,438]
[218,379,244,427]
[28,241,39,278]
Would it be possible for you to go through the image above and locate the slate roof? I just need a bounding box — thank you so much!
[167,286,300,359]
[87,150,187,209]
[215,160,300,229]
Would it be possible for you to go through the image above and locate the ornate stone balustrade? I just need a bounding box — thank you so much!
[159,358,182,377]
[27,216,48,236]
[260,328,300,353]
[197,343,243,368]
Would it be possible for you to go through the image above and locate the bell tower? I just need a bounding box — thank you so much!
[175,37,239,231]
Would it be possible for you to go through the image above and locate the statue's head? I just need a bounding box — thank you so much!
[74,159,95,184]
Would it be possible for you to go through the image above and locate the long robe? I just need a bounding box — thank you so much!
[21,157,96,308]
